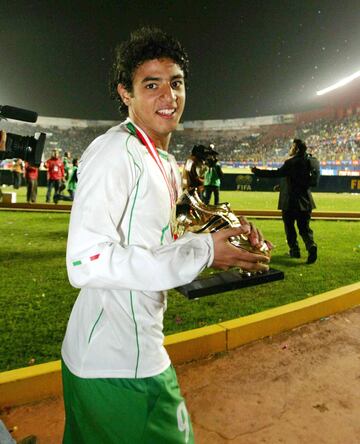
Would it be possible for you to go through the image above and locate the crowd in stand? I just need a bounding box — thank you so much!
[171,114,360,164]
[1,113,359,168]
[171,131,285,163]
[42,126,110,159]
[296,114,360,162]
[165,117,357,165]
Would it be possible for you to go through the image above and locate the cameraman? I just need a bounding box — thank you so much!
[181,144,208,199]
[203,146,223,205]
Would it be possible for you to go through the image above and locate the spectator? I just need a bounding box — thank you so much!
[24,162,39,203]
[44,149,64,203]
[252,138,317,264]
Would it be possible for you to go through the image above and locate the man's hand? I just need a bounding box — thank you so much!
[211,227,270,272]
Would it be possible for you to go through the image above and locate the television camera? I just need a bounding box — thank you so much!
[204,144,219,168]
[192,143,219,165]
[0,105,46,167]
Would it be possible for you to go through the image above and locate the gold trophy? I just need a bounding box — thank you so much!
[172,188,271,259]
[172,189,283,298]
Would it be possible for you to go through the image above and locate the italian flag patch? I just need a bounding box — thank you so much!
[72,253,100,267]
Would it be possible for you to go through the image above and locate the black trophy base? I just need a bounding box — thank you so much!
[176,268,284,299]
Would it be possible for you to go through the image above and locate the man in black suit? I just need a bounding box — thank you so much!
[252,139,317,264]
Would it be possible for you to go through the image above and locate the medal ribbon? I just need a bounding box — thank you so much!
[125,119,176,207]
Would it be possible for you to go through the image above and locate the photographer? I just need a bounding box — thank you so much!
[181,144,208,199]
[203,146,223,205]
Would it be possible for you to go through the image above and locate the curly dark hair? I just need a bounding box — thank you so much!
[109,27,189,116]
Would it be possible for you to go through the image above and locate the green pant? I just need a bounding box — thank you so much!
[62,361,194,444]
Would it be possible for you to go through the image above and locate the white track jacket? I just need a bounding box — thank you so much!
[61,121,214,378]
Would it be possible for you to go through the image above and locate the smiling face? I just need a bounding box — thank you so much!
[117,58,186,150]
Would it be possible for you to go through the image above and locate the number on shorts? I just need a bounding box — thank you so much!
[177,401,190,443]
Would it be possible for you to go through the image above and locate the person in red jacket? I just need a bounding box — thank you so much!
[24,162,39,203]
[44,149,64,203]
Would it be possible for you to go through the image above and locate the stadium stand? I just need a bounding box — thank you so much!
[171,113,359,169]
[1,109,359,174]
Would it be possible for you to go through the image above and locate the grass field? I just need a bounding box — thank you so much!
[0,190,359,371]
[221,190,360,212]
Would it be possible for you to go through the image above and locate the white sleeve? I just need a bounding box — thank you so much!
[66,134,214,292]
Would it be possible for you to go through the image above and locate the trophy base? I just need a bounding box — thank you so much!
[175,268,284,299]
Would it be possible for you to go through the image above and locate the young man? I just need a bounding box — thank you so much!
[252,138,317,264]
[61,27,270,444]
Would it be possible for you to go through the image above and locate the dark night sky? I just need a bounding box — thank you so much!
[1,0,360,122]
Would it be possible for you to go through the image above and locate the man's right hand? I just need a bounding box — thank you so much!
[211,227,270,272]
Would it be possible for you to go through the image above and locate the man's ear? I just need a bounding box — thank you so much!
[117,84,132,106]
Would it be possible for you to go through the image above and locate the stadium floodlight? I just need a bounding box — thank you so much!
[316,70,360,96]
